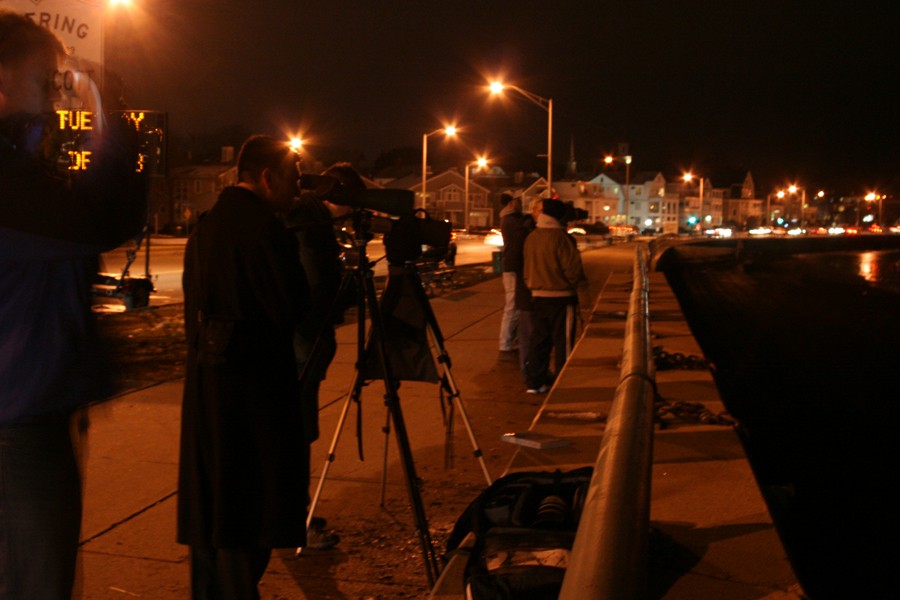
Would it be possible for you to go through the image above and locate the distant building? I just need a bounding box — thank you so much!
[388,169,492,229]
[624,172,667,230]
[552,174,626,225]
[166,163,238,232]
[723,173,764,228]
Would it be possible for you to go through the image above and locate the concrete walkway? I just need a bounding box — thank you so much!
[74,243,802,599]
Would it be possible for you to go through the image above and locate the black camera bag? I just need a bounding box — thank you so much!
[444,467,593,599]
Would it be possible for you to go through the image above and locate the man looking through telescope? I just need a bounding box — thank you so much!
[179,134,311,598]
[284,162,362,551]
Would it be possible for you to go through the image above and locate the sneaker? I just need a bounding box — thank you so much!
[526,384,550,394]
[304,528,340,550]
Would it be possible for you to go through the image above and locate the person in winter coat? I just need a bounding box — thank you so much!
[179,135,309,599]
[0,12,146,597]
[522,198,587,394]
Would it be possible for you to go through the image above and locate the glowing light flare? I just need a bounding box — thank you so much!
[488,81,505,95]
[289,137,303,153]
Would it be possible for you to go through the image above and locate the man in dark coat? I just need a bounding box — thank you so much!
[179,135,309,599]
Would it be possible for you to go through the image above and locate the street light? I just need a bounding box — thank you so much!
[682,172,704,232]
[604,153,633,224]
[463,156,488,233]
[489,80,553,197]
[865,192,884,227]
[421,125,458,210]
[788,185,806,225]
[774,185,806,226]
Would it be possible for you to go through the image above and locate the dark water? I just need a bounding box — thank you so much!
[791,249,900,293]
[658,240,900,600]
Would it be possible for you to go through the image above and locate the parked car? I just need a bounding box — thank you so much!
[609,225,639,241]
[484,229,504,247]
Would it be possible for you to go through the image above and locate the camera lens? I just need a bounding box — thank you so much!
[533,494,569,527]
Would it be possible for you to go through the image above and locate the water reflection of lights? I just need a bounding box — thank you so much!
[858,252,879,282]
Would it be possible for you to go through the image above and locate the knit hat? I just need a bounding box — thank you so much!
[500,193,514,206]
[542,198,567,222]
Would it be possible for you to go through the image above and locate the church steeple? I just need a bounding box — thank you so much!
[566,135,577,178]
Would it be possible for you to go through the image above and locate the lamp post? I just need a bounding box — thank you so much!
[102,0,135,97]
[421,125,457,211]
[682,172,704,232]
[865,192,884,227]
[463,156,488,233]
[788,185,807,225]
[604,153,633,224]
[624,155,632,224]
[489,81,553,197]
[775,185,806,226]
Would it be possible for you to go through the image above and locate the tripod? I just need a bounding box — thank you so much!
[299,211,490,585]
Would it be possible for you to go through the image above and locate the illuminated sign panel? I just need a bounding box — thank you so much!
[54,110,166,176]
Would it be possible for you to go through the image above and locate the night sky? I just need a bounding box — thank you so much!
[106,1,896,195]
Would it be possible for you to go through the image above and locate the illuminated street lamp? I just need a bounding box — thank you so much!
[103,0,137,95]
[682,172,704,231]
[788,185,806,225]
[421,125,458,210]
[774,185,807,225]
[463,156,488,233]
[604,153,633,224]
[489,80,553,196]
[865,191,884,226]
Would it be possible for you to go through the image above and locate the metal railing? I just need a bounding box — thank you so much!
[559,243,656,599]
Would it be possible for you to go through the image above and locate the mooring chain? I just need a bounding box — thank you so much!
[653,346,709,371]
[652,346,734,426]
[654,396,735,426]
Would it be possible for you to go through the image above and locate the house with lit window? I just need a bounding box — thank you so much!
[722,172,763,228]
[622,172,667,230]
[391,169,492,229]
[167,162,238,232]
[552,174,626,225]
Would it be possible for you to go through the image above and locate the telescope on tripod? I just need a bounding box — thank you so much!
[293,176,492,585]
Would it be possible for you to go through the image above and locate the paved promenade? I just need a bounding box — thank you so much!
[73,243,803,599]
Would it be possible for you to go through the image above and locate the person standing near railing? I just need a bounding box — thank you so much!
[522,198,588,394]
